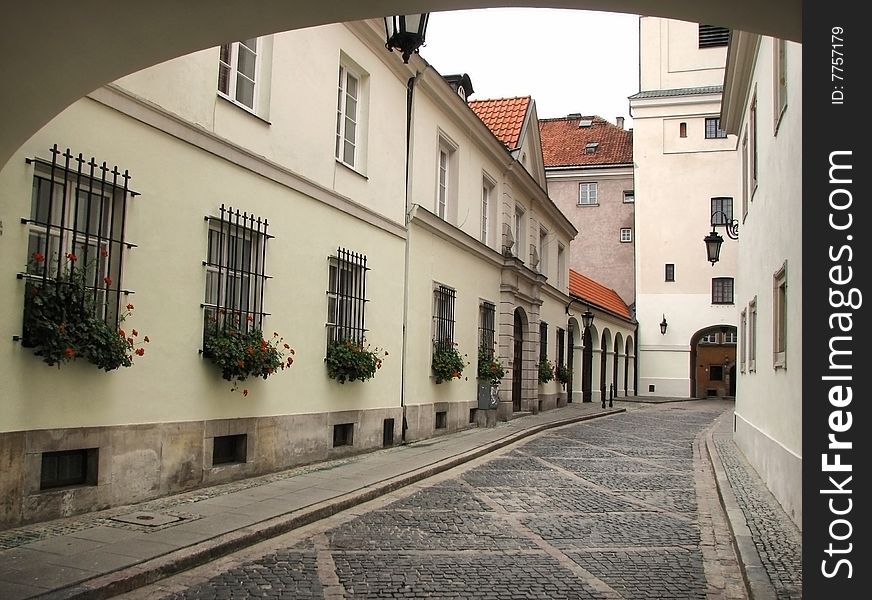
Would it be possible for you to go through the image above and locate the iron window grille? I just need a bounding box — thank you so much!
[203,204,272,337]
[712,277,735,305]
[19,145,137,337]
[698,24,730,48]
[326,247,369,345]
[711,197,734,226]
[539,321,548,362]
[433,285,456,351]
[218,39,259,110]
[705,117,728,139]
[665,263,675,282]
[557,327,565,366]
[478,301,496,354]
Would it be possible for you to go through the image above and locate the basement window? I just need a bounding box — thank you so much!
[40,449,98,491]
[333,423,354,447]
[435,411,447,429]
[213,434,247,466]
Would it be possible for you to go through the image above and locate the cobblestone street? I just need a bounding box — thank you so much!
[127,401,747,600]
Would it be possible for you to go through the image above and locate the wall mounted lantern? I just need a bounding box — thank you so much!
[659,314,668,335]
[581,309,595,331]
[704,210,739,265]
[385,14,430,63]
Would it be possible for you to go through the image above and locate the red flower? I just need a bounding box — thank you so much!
[287,356,294,366]
[242,389,249,397]
[126,303,135,311]
[144,336,150,343]
[237,360,245,368]
[246,346,255,355]
[64,347,76,359]
[103,275,113,286]
[384,351,389,356]
[101,248,109,257]
[119,329,126,338]
[66,252,77,263]
[135,347,145,356]
[32,251,45,263]
[132,329,138,337]
[283,343,290,350]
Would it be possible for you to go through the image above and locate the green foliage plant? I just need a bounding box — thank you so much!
[325,338,387,384]
[538,358,555,384]
[22,251,149,371]
[431,342,467,383]
[555,363,571,387]
[477,344,505,387]
[203,313,293,394]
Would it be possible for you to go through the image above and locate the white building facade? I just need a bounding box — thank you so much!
[630,17,740,398]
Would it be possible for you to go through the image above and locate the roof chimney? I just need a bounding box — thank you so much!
[616,116,625,129]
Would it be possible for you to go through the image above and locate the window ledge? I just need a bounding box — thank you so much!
[335,159,368,180]
[217,93,272,125]
[577,203,600,207]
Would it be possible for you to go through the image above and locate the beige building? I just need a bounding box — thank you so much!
[0,19,582,528]
[540,115,635,306]
[630,17,740,398]
[722,32,803,527]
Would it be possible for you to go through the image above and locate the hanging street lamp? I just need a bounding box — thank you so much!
[704,210,739,265]
[385,14,430,63]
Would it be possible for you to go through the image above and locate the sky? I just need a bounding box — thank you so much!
[419,8,640,128]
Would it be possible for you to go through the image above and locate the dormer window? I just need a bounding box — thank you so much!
[585,143,599,155]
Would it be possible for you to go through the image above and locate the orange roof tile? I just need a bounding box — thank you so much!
[568,269,632,320]
[539,115,633,167]
[468,96,531,150]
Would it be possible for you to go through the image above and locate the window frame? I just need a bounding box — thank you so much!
[711,197,734,225]
[326,247,369,346]
[578,182,598,206]
[335,61,367,170]
[773,261,788,369]
[433,284,456,350]
[750,91,759,194]
[480,176,495,246]
[539,321,548,362]
[218,38,259,112]
[748,297,758,372]
[623,190,635,203]
[620,227,632,243]
[711,277,735,305]
[705,117,728,139]
[773,38,788,134]
[740,309,747,373]
[665,263,675,282]
[538,227,548,275]
[513,204,526,260]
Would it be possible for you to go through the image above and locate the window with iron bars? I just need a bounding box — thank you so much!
[203,205,271,337]
[478,301,496,355]
[20,145,137,337]
[326,247,368,345]
[539,321,548,361]
[433,285,456,350]
[557,327,565,366]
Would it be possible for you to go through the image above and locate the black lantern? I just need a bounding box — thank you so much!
[659,314,668,335]
[385,14,429,63]
[581,309,595,331]
[704,210,739,265]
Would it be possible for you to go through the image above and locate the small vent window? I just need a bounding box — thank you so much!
[699,25,730,48]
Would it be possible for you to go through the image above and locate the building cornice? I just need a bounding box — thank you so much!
[88,84,407,240]
[408,204,504,267]
[721,31,762,134]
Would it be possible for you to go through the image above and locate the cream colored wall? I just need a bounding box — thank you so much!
[734,39,803,466]
[0,97,406,433]
[117,24,408,226]
[640,17,728,91]
[404,224,501,405]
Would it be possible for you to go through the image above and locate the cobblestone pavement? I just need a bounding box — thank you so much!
[712,421,802,599]
[127,401,747,600]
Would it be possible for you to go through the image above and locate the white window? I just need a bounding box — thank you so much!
[435,137,457,222]
[701,333,719,344]
[557,243,566,288]
[480,181,490,245]
[623,190,635,203]
[740,309,747,372]
[438,148,449,219]
[578,182,598,205]
[724,330,738,344]
[514,205,526,260]
[538,228,548,275]
[711,197,733,225]
[620,228,632,243]
[218,39,259,111]
[773,39,787,132]
[336,64,362,168]
[741,130,749,219]
[750,92,758,192]
[705,117,727,139]
[773,261,787,369]
[748,297,757,372]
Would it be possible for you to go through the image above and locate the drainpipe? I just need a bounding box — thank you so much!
[400,73,419,443]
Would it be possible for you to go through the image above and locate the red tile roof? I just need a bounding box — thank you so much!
[468,96,531,150]
[539,115,633,167]
[568,269,632,320]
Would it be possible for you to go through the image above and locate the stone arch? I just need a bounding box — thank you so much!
[689,324,738,398]
[614,331,625,397]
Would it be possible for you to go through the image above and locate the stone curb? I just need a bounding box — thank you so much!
[704,412,777,600]
[38,408,625,599]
